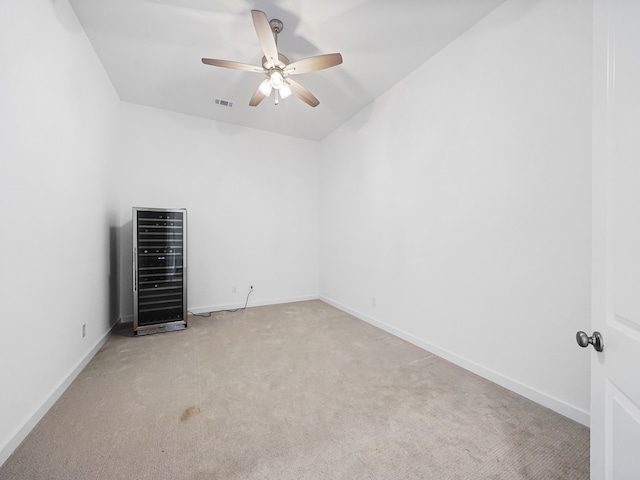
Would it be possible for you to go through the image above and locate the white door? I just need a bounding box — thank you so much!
[590,0,640,478]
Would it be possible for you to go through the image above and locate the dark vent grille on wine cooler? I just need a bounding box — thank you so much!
[133,208,187,335]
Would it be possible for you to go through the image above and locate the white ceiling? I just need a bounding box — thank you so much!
[68,0,506,141]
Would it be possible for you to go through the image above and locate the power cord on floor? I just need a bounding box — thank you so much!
[188,286,253,317]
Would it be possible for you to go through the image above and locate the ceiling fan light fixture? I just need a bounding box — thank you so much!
[269,70,284,89]
[279,82,292,99]
[259,78,272,96]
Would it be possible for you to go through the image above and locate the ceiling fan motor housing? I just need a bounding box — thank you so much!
[269,18,283,34]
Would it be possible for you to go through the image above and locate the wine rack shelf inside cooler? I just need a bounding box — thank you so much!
[133,208,187,335]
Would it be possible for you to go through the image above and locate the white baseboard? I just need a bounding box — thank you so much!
[0,323,115,467]
[188,294,320,315]
[320,296,590,427]
[119,296,321,323]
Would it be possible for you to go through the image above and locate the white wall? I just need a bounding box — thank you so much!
[0,0,121,464]
[319,0,592,424]
[115,103,320,320]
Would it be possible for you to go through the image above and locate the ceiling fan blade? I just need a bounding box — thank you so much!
[283,53,343,75]
[249,87,267,107]
[201,58,263,73]
[251,10,279,68]
[286,78,320,107]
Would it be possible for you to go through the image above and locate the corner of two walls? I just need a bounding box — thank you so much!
[318,0,592,425]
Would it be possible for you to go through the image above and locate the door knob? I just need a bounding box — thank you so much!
[576,331,604,352]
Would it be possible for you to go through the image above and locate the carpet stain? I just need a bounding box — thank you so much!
[180,406,201,422]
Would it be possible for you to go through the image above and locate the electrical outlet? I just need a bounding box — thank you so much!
[232,285,237,294]
[82,324,86,338]
[372,297,376,307]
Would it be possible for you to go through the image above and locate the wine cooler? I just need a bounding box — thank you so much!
[133,207,187,335]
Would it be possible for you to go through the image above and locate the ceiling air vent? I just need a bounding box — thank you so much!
[214,98,233,108]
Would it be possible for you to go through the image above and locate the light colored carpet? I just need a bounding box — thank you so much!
[0,300,589,479]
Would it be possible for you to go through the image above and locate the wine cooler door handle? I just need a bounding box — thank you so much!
[133,247,137,292]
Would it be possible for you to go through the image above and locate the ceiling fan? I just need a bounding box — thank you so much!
[202,10,343,108]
